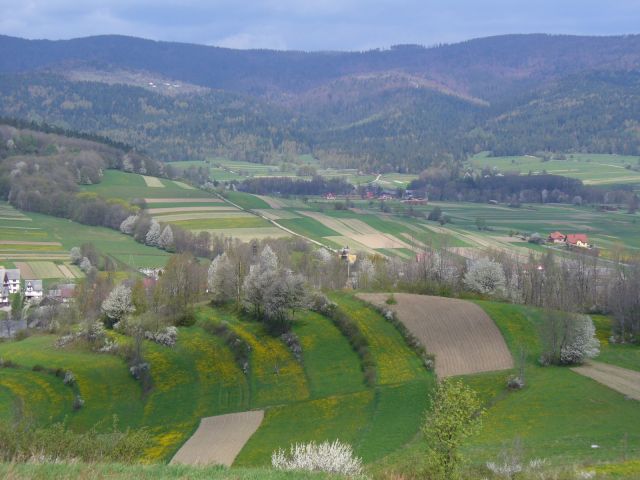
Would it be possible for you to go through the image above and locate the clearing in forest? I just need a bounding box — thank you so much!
[572,361,640,400]
[171,411,264,466]
[357,293,513,377]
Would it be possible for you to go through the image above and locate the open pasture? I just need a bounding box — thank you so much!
[459,301,640,465]
[358,293,513,377]
[82,170,215,200]
[470,152,640,186]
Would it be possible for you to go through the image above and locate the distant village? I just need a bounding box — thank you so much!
[0,267,75,308]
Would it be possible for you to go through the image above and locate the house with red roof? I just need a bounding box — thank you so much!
[565,233,590,249]
[547,231,566,244]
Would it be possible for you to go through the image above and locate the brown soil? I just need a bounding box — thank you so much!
[357,293,513,378]
[170,411,264,466]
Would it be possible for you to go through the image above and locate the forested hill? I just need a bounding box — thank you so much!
[1,33,639,170]
[2,33,640,99]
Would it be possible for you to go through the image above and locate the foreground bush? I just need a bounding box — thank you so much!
[0,417,151,463]
[272,440,363,477]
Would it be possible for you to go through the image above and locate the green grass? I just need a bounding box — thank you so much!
[293,311,365,398]
[278,217,341,239]
[0,463,337,480]
[460,301,640,465]
[172,217,270,230]
[0,202,170,270]
[470,152,640,186]
[0,298,435,468]
[592,315,640,372]
[224,191,272,210]
[81,170,214,201]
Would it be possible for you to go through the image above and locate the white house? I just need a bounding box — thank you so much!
[1,269,21,294]
[24,279,43,300]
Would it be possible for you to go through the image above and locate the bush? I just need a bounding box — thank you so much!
[272,440,363,476]
[281,332,303,363]
[63,370,76,386]
[72,394,85,411]
[144,326,178,347]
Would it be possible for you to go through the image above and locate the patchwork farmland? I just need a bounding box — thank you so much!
[0,201,169,274]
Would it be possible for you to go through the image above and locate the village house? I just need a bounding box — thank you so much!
[46,283,76,303]
[0,286,9,307]
[1,268,21,294]
[548,231,566,244]
[24,279,43,301]
[566,233,591,249]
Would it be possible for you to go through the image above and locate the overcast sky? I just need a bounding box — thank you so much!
[1,0,639,51]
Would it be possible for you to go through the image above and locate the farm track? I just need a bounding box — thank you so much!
[357,293,513,378]
[171,411,264,466]
[572,361,640,400]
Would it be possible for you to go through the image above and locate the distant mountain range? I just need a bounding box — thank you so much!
[1,33,639,171]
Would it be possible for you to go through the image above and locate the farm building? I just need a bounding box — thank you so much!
[566,234,590,248]
[548,231,566,243]
[46,284,76,303]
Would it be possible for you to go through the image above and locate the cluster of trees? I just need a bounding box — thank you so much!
[208,245,306,334]
[409,168,630,205]
[239,175,353,196]
[0,123,162,227]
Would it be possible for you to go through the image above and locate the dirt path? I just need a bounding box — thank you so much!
[357,293,513,378]
[572,362,640,400]
[171,410,264,466]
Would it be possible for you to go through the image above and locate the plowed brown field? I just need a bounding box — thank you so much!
[357,293,513,378]
[170,411,264,466]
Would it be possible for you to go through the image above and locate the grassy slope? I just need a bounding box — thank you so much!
[0,298,434,468]
[462,302,640,465]
[0,201,170,269]
[81,170,210,200]
[592,315,640,372]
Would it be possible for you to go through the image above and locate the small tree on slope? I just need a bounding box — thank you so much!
[422,379,485,480]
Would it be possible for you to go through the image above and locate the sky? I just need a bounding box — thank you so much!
[0,0,639,51]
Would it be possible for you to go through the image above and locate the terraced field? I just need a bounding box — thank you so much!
[0,202,169,273]
[0,299,435,467]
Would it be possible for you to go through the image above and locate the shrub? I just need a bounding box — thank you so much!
[281,332,303,363]
[144,326,178,347]
[63,370,76,386]
[272,440,363,476]
[72,395,85,411]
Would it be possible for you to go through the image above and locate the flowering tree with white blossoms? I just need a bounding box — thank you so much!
[101,284,135,327]
[272,440,363,476]
[463,258,506,296]
[145,220,161,247]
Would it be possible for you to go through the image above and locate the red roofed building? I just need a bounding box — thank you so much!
[548,231,566,244]
[566,234,590,248]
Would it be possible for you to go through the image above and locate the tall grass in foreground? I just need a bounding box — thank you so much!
[0,417,150,463]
